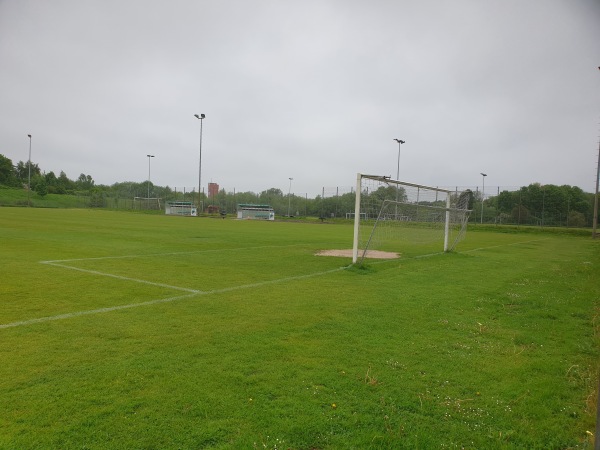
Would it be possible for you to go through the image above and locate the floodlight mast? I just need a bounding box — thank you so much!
[287,177,293,217]
[594,137,600,239]
[393,139,405,181]
[194,114,205,215]
[27,134,32,207]
[593,67,600,239]
[480,173,487,224]
[147,154,154,209]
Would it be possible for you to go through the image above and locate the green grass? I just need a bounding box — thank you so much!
[0,208,598,448]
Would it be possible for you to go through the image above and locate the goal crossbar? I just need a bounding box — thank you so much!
[358,174,452,194]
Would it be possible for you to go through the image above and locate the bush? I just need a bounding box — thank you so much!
[89,188,106,207]
[35,180,48,198]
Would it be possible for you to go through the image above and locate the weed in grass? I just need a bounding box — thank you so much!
[364,365,379,386]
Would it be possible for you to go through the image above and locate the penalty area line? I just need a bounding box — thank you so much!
[39,244,309,264]
[41,261,199,294]
[0,266,348,330]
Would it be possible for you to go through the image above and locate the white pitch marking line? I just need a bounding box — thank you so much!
[40,244,308,265]
[201,266,346,294]
[0,267,347,330]
[411,238,549,259]
[457,238,549,254]
[361,238,550,265]
[39,243,317,294]
[41,261,199,293]
[0,293,199,329]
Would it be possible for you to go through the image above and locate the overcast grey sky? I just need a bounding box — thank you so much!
[1,0,599,197]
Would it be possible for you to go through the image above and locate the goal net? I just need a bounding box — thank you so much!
[133,197,162,210]
[352,174,472,264]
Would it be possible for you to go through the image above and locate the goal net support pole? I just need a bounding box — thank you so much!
[352,173,363,264]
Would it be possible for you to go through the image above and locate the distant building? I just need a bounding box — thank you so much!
[208,182,219,199]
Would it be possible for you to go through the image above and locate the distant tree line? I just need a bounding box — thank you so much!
[483,183,592,227]
[0,153,596,226]
[0,154,95,196]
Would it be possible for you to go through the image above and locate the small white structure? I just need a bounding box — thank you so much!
[165,201,197,216]
[237,204,275,221]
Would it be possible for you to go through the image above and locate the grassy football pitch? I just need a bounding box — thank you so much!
[1,208,598,448]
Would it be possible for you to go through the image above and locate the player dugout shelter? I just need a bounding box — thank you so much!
[165,201,197,216]
[237,204,275,221]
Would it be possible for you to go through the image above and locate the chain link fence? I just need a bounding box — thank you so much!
[41,182,595,228]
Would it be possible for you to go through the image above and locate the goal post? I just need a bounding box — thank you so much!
[352,173,363,263]
[352,174,472,264]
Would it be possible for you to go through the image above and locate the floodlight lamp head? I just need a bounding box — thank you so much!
[27,134,31,138]
[394,138,405,144]
[481,173,487,177]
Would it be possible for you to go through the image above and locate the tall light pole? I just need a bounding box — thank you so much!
[287,177,293,217]
[393,139,405,181]
[393,139,405,218]
[147,154,154,208]
[594,138,600,238]
[592,67,600,238]
[27,134,32,206]
[194,113,205,215]
[480,173,487,224]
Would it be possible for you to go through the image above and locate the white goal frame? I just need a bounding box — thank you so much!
[133,197,162,210]
[352,174,470,264]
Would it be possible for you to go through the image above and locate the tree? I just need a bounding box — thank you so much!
[564,186,592,222]
[89,187,106,207]
[493,184,593,226]
[0,154,18,186]
[262,188,283,197]
[45,171,58,185]
[57,171,75,194]
[15,160,41,184]
[76,173,94,191]
[457,189,474,210]
[45,171,59,193]
[567,211,586,228]
[35,178,48,197]
[496,190,518,215]
[370,185,405,202]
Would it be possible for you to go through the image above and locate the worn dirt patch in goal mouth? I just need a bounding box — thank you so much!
[315,249,400,259]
